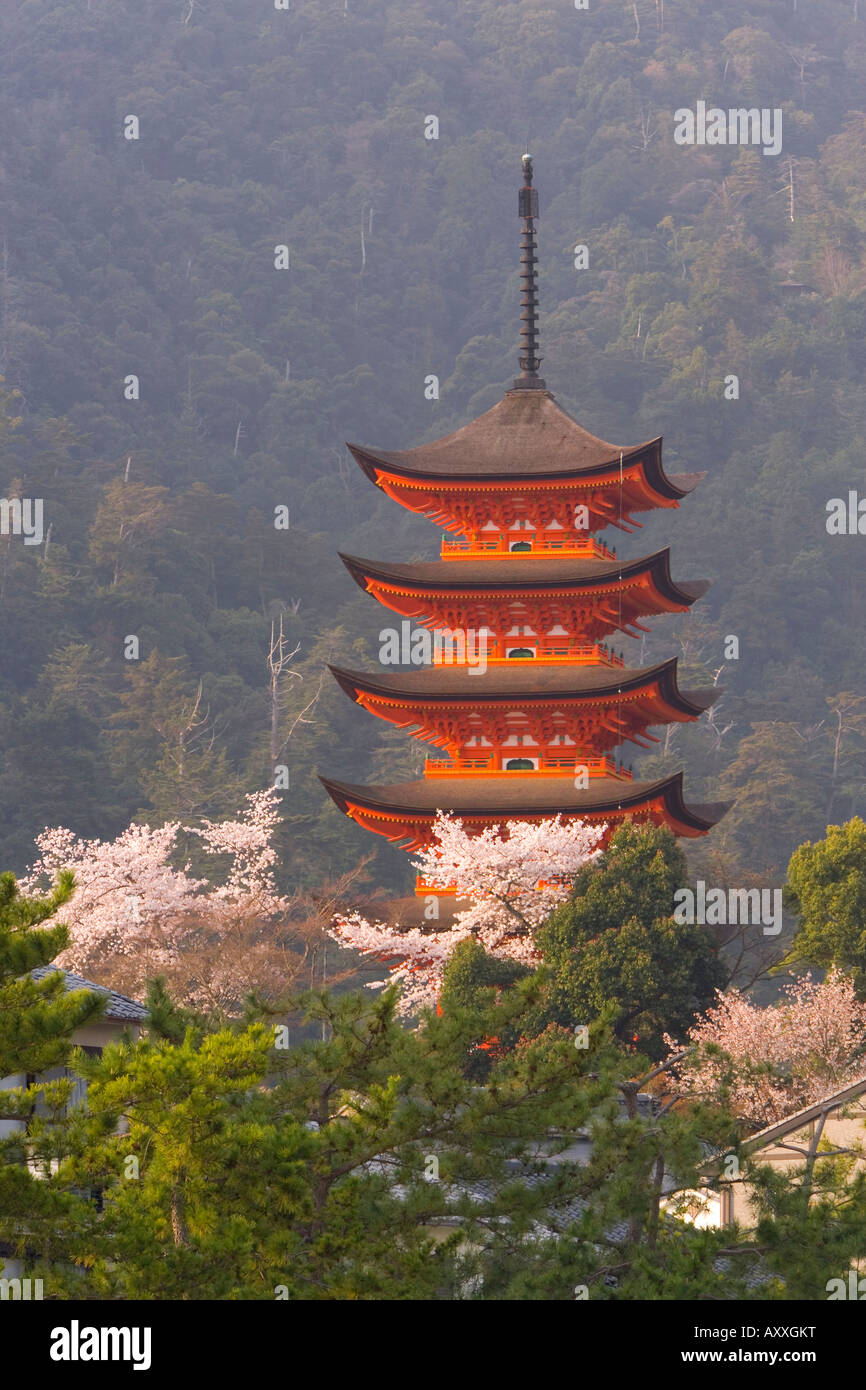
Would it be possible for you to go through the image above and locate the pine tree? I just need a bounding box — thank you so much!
[61,981,713,1299]
[0,870,106,1287]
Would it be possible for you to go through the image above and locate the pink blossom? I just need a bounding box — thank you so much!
[329,812,606,1015]
[666,969,866,1125]
[22,790,290,1001]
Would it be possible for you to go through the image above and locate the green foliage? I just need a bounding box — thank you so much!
[142,975,210,1045]
[63,985,633,1299]
[748,1151,866,1301]
[4,951,866,1301]
[61,979,801,1302]
[2,0,866,1303]
[439,936,530,1012]
[438,937,532,1078]
[0,871,106,1287]
[525,824,725,1056]
[783,817,866,992]
[0,871,103,1074]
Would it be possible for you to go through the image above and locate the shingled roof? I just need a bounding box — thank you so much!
[330,657,719,717]
[31,966,149,1022]
[341,549,710,606]
[320,770,729,832]
[348,388,702,495]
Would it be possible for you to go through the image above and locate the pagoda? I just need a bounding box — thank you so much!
[321,156,727,864]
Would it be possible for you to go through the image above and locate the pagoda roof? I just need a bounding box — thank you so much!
[320,770,729,834]
[348,389,702,494]
[329,658,718,718]
[340,549,709,608]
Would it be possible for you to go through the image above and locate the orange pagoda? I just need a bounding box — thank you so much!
[321,155,727,862]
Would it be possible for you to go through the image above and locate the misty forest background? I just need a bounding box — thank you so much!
[1,0,865,937]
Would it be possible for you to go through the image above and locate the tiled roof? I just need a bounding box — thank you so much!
[329,658,718,715]
[31,966,148,1022]
[340,548,710,605]
[347,390,658,479]
[321,769,731,830]
[348,389,702,497]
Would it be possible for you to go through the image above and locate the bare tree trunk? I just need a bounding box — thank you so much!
[269,618,285,771]
[113,521,126,589]
[171,1172,191,1247]
[646,1153,666,1249]
[827,706,843,819]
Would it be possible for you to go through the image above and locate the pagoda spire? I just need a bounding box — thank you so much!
[514,153,546,391]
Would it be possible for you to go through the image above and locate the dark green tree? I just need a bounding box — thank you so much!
[522,823,725,1057]
[783,816,866,993]
[0,871,106,1288]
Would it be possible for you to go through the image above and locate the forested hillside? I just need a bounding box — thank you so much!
[1,0,865,899]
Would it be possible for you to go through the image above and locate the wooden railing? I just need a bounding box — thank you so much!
[424,754,633,780]
[440,536,615,560]
[471,645,625,667]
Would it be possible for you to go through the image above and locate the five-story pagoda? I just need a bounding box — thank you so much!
[322,156,727,859]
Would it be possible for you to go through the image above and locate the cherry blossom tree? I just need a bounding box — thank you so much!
[665,969,866,1126]
[329,812,606,1015]
[20,819,204,978]
[19,790,344,1011]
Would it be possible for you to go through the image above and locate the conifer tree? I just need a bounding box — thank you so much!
[0,870,105,1284]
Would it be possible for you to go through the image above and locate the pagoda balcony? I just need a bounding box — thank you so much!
[414,876,457,896]
[424,754,634,781]
[473,643,624,667]
[440,535,615,560]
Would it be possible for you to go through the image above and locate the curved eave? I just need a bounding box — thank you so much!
[348,414,703,499]
[339,549,710,610]
[329,659,720,720]
[665,470,706,499]
[347,437,666,488]
[319,771,730,835]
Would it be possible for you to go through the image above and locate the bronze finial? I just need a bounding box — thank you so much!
[514,153,545,390]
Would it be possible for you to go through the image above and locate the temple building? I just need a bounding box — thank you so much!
[321,156,727,861]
